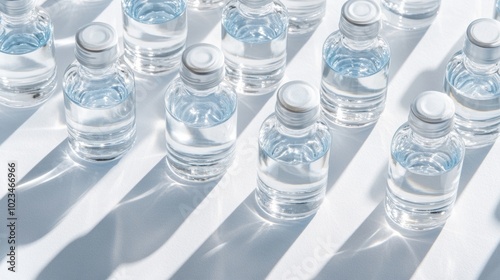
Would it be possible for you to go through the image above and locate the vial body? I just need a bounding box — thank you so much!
[281,0,325,34]
[187,0,226,10]
[386,126,464,230]
[63,63,136,161]
[122,0,187,74]
[445,53,500,148]
[321,32,390,127]
[257,115,330,219]
[380,0,441,30]
[165,79,237,181]
[221,0,288,95]
[0,7,57,107]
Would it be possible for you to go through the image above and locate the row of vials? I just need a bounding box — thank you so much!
[1,0,499,231]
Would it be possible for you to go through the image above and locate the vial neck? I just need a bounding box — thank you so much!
[0,10,35,25]
[464,55,499,75]
[239,0,273,14]
[79,63,116,78]
[276,119,315,137]
[341,35,378,50]
[410,130,448,147]
[184,83,218,96]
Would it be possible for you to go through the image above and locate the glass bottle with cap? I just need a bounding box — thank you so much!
[63,22,136,161]
[121,0,187,74]
[445,18,500,148]
[280,0,325,34]
[385,91,465,231]
[321,0,390,128]
[0,0,57,107]
[187,0,225,10]
[256,81,331,220]
[164,43,237,181]
[380,0,441,30]
[221,0,288,95]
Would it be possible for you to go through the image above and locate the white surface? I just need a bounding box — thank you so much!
[0,0,499,279]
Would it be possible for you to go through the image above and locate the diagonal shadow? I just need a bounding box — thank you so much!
[0,106,39,145]
[171,191,312,280]
[36,157,219,280]
[186,8,221,47]
[315,202,442,280]
[381,24,429,82]
[399,34,464,109]
[457,146,493,196]
[0,139,117,260]
[42,0,114,40]
[237,93,274,136]
[478,242,500,280]
[287,32,315,64]
[326,124,374,192]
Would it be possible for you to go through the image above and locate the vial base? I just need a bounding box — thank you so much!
[320,93,385,128]
[187,0,225,10]
[454,115,500,149]
[0,72,57,108]
[380,0,440,30]
[255,177,325,220]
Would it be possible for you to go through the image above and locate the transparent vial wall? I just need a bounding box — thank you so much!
[0,0,57,108]
[221,0,288,95]
[122,0,187,74]
[385,91,465,231]
[256,81,331,220]
[63,23,136,162]
[380,0,441,30]
[165,43,237,181]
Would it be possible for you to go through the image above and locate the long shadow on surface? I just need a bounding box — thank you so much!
[479,242,500,280]
[326,125,374,192]
[287,32,315,64]
[37,157,219,280]
[0,139,116,260]
[186,8,221,46]
[315,202,441,280]
[42,0,114,40]
[457,146,493,197]
[171,192,312,280]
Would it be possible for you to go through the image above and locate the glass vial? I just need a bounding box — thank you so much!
[321,0,390,128]
[221,0,288,95]
[187,0,226,10]
[445,19,500,149]
[497,0,500,21]
[165,43,237,181]
[385,91,465,231]
[256,81,331,220]
[380,0,441,30]
[121,0,187,74]
[281,0,325,34]
[0,0,57,108]
[63,23,136,161]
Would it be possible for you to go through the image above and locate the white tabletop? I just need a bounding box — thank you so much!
[1,0,499,279]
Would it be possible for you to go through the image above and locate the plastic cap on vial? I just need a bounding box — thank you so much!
[0,0,35,16]
[339,0,381,41]
[409,91,455,139]
[464,18,500,64]
[180,43,224,90]
[276,81,320,129]
[75,23,118,69]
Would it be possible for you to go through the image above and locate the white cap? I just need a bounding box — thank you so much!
[180,43,224,90]
[0,0,35,16]
[409,91,455,139]
[464,18,500,64]
[276,81,320,129]
[339,0,381,40]
[75,23,118,69]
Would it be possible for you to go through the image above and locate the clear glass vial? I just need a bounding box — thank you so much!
[380,0,441,30]
[187,0,226,10]
[63,23,136,162]
[496,0,500,21]
[121,0,187,74]
[165,43,237,181]
[281,0,325,34]
[445,19,500,149]
[221,0,288,95]
[256,81,331,220]
[0,0,57,108]
[385,91,465,231]
[321,0,390,128]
